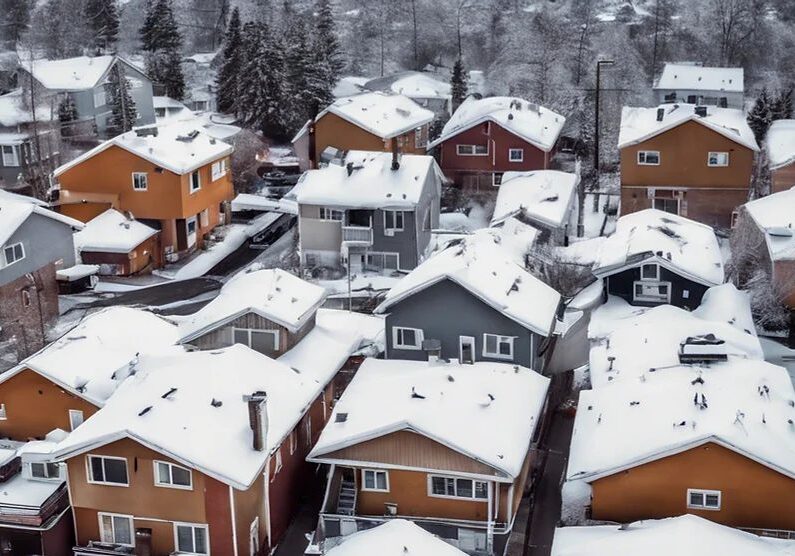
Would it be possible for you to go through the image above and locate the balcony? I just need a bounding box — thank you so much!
[342,225,373,245]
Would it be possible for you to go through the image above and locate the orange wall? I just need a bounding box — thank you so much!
[56,145,233,222]
[60,202,113,223]
[0,368,98,440]
[591,442,795,530]
[772,163,795,194]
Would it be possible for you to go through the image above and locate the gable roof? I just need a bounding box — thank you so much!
[23,55,116,91]
[0,191,83,247]
[326,520,467,556]
[428,96,565,152]
[293,150,443,209]
[491,170,578,228]
[364,71,451,101]
[308,358,550,480]
[618,103,758,151]
[74,209,158,254]
[374,228,561,337]
[744,186,795,261]
[317,91,434,139]
[592,209,724,286]
[178,268,327,343]
[766,119,795,169]
[53,123,233,177]
[566,359,795,483]
[654,63,744,93]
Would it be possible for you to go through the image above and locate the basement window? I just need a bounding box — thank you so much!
[687,488,721,510]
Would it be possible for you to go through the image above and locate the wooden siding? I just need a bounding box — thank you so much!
[189,311,316,356]
[605,265,710,311]
[772,162,795,194]
[79,233,163,276]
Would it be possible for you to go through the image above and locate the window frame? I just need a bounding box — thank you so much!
[131,172,148,191]
[319,207,344,221]
[173,522,210,555]
[637,150,661,165]
[1,145,20,167]
[482,334,515,360]
[456,144,489,156]
[69,409,84,431]
[3,242,25,267]
[633,281,671,303]
[640,263,660,281]
[153,460,193,490]
[93,89,107,108]
[231,327,280,353]
[392,326,424,350]
[383,210,405,232]
[361,469,390,492]
[189,170,201,193]
[652,195,680,215]
[427,474,489,501]
[0,404,6,420]
[86,454,129,487]
[707,151,729,167]
[211,158,228,181]
[98,512,134,547]
[30,461,61,480]
[686,488,721,511]
[508,148,524,162]
[492,172,503,187]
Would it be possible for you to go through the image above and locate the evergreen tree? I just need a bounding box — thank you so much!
[450,57,468,112]
[1,0,32,48]
[58,95,78,137]
[771,88,794,121]
[748,88,774,143]
[304,37,335,119]
[107,63,137,134]
[238,21,287,138]
[314,0,344,78]
[140,0,186,99]
[85,0,120,54]
[215,6,243,114]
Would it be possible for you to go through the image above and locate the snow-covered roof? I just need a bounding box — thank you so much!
[744,186,795,262]
[153,96,189,110]
[53,123,233,177]
[365,71,451,101]
[53,344,334,489]
[0,88,58,127]
[326,520,467,556]
[319,92,434,139]
[375,228,561,337]
[24,55,115,91]
[5,307,181,406]
[294,150,443,209]
[552,515,795,556]
[618,103,758,151]
[309,358,550,479]
[179,268,327,342]
[332,76,369,99]
[0,192,83,247]
[74,209,158,254]
[592,209,724,286]
[491,171,578,228]
[766,119,795,169]
[588,284,762,389]
[566,358,795,482]
[655,63,744,93]
[231,193,298,215]
[56,264,99,281]
[428,96,565,152]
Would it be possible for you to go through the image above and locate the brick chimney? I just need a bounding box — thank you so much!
[243,391,268,452]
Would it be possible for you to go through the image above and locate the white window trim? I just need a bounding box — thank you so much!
[365,251,400,271]
[492,172,503,187]
[383,210,405,232]
[173,521,210,555]
[707,151,729,167]
[98,512,134,547]
[427,474,489,502]
[190,170,201,193]
[482,334,515,360]
[508,148,524,162]
[637,150,661,165]
[639,263,660,281]
[68,409,84,431]
[632,280,672,303]
[232,327,280,352]
[1,145,20,167]
[132,172,148,191]
[361,469,390,492]
[3,242,25,267]
[392,326,424,350]
[457,144,489,156]
[319,207,345,221]
[211,159,228,181]
[687,488,721,511]
[153,460,193,490]
[30,461,62,480]
[86,454,129,487]
[0,403,6,420]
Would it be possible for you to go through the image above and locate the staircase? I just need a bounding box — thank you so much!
[337,478,357,516]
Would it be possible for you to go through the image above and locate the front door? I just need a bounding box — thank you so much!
[459,336,475,364]
[186,215,198,248]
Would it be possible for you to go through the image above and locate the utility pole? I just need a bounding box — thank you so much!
[594,59,614,172]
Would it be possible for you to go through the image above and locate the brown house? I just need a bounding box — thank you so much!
[766,119,795,194]
[307,359,550,555]
[618,104,758,229]
[292,92,434,170]
[52,125,234,262]
[563,360,795,533]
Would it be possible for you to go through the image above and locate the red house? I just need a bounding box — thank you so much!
[428,96,565,189]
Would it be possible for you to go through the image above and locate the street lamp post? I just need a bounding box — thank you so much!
[594,59,615,171]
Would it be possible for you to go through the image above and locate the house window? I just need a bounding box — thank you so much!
[509,148,524,162]
[707,152,729,167]
[69,409,84,431]
[393,326,423,350]
[653,196,679,215]
[319,207,344,221]
[640,263,659,280]
[30,462,61,480]
[429,475,488,500]
[93,89,107,107]
[414,126,427,148]
[687,488,721,510]
[365,252,399,271]
[1,145,19,167]
[637,151,661,165]
[99,513,134,546]
[154,460,192,489]
[87,455,129,486]
[483,334,514,360]
[362,469,389,492]
[383,210,404,232]
[492,172,503,186]
[211,158,228,181]
[3,242,25,266]
[232,327,279,353]
[190,170,201,193]
[132,172,148,191]
[0,404,6,420]
[633,281,670,303]
[457,144,489,156]
[174,523,209,555]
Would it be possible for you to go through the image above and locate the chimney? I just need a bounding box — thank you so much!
[695,106,708,117]
[243,391,268,452]
[390,137,400,171]
[656,108,665,122]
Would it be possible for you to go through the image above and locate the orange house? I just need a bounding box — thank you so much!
[52,126,234,261]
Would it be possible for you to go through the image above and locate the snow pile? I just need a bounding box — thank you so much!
[294,150,442,209]
[179,268,327,342]
[322,91,434,139]
[309,358,550,479]
[655,63,744,93]
[618,104,758,151]
[0,192,83,247]
[74,209,158,254]
[0,88,58,127]
[376,228,561,337]
[430,96,566,152]
[553,515,795,555]
[326,520,466,556]
[593,209,724,286]
[744,186,795,261]
[24,55,115,90]
[766,119,795,169]
[491,171,578,228]
[231,194,298,215]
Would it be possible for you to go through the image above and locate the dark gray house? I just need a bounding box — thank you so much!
[374,229,562,371]
[593,209,724,311]
[0,191,82,362]
[294,150,442,272]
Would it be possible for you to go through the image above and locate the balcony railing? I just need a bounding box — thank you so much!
[342,225,373,245]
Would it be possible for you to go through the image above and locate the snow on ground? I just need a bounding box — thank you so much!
[438,199,493,233]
